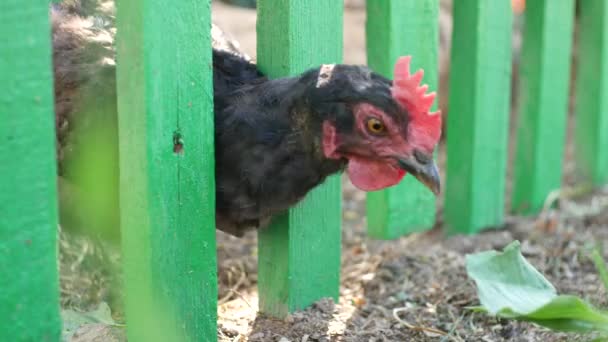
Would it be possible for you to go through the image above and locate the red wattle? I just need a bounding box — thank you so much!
[346,156,406,191]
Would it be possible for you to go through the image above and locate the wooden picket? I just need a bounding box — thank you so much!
[365,0,439,239]
[115,0,217,340]
[0,1,62,341]
[575,0,608,185]
[256,0,343,318]
[512,0,576,215]
[445,0,513,234]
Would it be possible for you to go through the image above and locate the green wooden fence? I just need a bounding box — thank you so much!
[575,0,608,186]
[366,0,439,239]
[2,0,608,341]
[1,1,62,341]
[445,0,513,234]
[256,0,343,317]
[513,0,575,215]
[115,0,217,340]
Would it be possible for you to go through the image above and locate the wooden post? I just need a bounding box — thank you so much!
[512,0,575,214]
[575,0,608,185]
[365,0,439,239]
[445,0,513,234]
[256,0,343,317]
[0,1,61,341]
[115,0,217,340]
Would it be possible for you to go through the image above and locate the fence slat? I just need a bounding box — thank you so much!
[512,0,575,214]
[256,0,343,317]
[445,0,513,234]
[0,1,61,341]
[365,0,439,239]
[115,0,217,340]
[575,0,608,185]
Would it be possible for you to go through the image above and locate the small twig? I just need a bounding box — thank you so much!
[218,270,246,305]
[392,307,447,336]
[70,241,90,272]
[440,312,464,342]
[541,189,562,214]
[228,288,254,310]
[540,185,596,216]
[590,248,608,300]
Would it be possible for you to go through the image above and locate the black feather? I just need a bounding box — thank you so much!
[212,51,346,235]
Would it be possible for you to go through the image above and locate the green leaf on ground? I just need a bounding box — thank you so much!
[466,241,608,333]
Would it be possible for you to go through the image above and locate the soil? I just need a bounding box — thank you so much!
[59,1,608,341]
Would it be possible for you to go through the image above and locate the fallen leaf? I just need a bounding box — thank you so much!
[466,241,608,333]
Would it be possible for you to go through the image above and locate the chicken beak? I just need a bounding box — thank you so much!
[397,153,441,195]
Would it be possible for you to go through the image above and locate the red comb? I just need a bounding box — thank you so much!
[391,56,442,152]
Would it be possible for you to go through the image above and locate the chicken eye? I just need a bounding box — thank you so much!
[366,117,386,134]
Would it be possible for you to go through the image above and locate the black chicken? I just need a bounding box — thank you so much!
[53,1,442,237]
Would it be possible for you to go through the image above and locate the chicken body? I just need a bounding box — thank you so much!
[53,1,441,237]
[213,51,347,235]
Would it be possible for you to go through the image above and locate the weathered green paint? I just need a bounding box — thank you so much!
[256,0,343,317]
[512,0,575,214]
[0,1,61,341]
[115,0,217,340]
[575,0,608,185]
[365,0,439,239]
[445,0,512,234]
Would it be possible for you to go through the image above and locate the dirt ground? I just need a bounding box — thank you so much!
[212,183,608,342]
[59,2,608,341]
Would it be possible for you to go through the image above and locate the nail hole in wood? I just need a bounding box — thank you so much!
[173,132,184,154]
